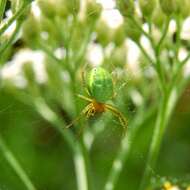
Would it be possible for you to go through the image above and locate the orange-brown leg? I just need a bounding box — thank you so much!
[105,103,127,133]
[77,94,92,102]
[66,102,93,129]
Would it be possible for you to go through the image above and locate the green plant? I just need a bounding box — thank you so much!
[1,0,190,190]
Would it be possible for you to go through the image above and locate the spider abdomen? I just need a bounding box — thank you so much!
[87,67,114,103]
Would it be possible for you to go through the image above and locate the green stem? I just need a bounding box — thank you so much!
[130,16,154,45]
[103,106,157,190]
[74,22,94,68]
[154,17,170,92]
[174,15,181,62]
[0,135,36,190]
[136,41,165,92]
[156,17,170,55]
[169,51,190,87]
[136,41,155,65]
[37,41,65,67]
[147,17,152,36]
[0,1,29,36]
[33,97,89,190]
[0,0,7,23]
[139,88,177,190]
[0,20,22,56]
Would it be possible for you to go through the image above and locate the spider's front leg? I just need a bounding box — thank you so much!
[81,67,91,96]
[105,104,127,133]
[77,94,92,102]
[66,102,94,129]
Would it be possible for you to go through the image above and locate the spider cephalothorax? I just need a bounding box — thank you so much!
[85,100,106,118]
[67,67,127,132]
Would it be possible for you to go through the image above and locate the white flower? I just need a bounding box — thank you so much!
[96,0,116,9]
[181,17,190,40]
[125,39,141,76]
[101,9,123,29]
[1,49,47,88]
[86,43,103,66]
[31,1,41,18]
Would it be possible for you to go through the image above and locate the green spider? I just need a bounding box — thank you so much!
[66,67,127,132]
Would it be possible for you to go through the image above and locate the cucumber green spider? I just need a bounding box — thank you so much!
[66,67,127,132]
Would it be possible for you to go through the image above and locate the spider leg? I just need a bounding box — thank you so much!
[76,103,96,137]
[81,67,91,96]
[105,104,127,133]
[65,103,93,129]
[77,94,93,102]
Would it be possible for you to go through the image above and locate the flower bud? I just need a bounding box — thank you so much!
[117,0,134,17]
[124,17,141,42]
[159,0,187,15]
[65,0,80,15]
[96,20,113,47]
[22,14,40,47]
[40,16,61,43]
[139,0,157,18]
[38,0,56,18]
[180,0,190,18]
[112,25,125,47]
[152,5,167,28]
[112,45,127,67]
[86,1,102,22]
[56,0,80,18]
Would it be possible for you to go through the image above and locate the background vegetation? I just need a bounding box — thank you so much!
[1,0,190,190]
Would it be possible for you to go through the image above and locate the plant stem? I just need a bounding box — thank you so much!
[74,22,94,68]
[139,88,177,190]
[0,20,22,56]
[130,16,154,45]
[74,146,89,190]
[37,41,65,67]
[0,135,36,190]
[0,0,7,23]
[154,17,170,93]
[156,17,170,55]
[33,97,89,190]
[0,1,29,36]
[136,41,155,65]
[174,15,181,62]
[135,41,164,92]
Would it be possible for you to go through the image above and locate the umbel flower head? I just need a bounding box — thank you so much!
[139,0,157,18]
[117,0,134,17]
[159,0,190,16]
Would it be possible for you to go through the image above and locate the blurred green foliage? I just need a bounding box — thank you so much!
[1,0,190,190]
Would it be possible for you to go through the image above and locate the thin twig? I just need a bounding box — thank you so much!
[0,2,29,36]
[136,41,155,65]
[33,97,89,190]
[74,22,94,68]
[156,17,170,55]
[130,16,154,45]
[37,41,65,67]
[139,88,177,190]
[0,20,22,56]
[0,0,7,23]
